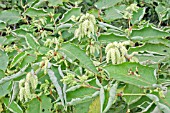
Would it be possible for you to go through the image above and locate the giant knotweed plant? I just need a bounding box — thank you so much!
[0,0,170,113]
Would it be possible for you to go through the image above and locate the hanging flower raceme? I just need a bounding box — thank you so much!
[86,41,100,55]
[105,41,139,64]
[74,13,97,41]
[19,72,38,102]
[44,37,60,50]
[123,3,139,19]
[105,42,127,64]
[40,57,49,75]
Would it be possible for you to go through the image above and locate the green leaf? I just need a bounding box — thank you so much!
[103,83,117,113]
[0,65,28,85]
[0,36,6,45]
[155,4,168,21]
[3,98,23,113]
[0,20,6,30]
[38,46,50,54]
[88,96,101,113]
[131,8,146,25]
[26,95,52,113]
[60,7,81,23]
[0,50,9,71]
[128,43,170,55]
[3,34,17,45]
[130,26,170,39]
[47,69,64,106]
[14,28,28,38]
[25,33,39,49]
[129,96,151,110]
[48,0,63,7]
[104,62,157,87]
[94,0,122,9]
[157,102,170,113]
[136,54,166,64]
[60,43,98,74]
[123,84,143,105]
[147,94,170,112]
[107,104,126,113]
[100,87,107,112]
[10,52,26,68]
[24,7,48,17]
[0,102,3,113]
[69,0,82,3]
[20,53,37,68]
[0,81,10,99]
[87,9,99,18]
[0,70,5,79]
[98,33,128,43]
[102,5,125,22]
[66,79,98,102]
[160,87,170,108]
[0,10,21,25]
[9,82,19,106]
[144,38,170,47]
[74,99,93,113]
[67,87,97,102]
[51,66,63,87]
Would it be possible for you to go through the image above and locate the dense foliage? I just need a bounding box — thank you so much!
[0,0,170,113]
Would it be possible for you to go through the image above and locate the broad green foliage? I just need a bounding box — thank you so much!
[25,33,40,49]
[95,0,122,9]
[60,7,81,23]
[0,21,6,30]
[60,43,98,74]
[123,84,143,105]
[128,43,170,55]
[88,96,101,113]
[25,7,48,17]
[130,26,170,39]
[0,50,8,71]
[0,82,10,99]
[98,33,128,43]
[0,10,21,25]
[104,62,156,87]
[10,51,26,68]
[131,7,146,25]
[3,98,23,113]
[0,0,170,113]
[26,95,52,113]
[102,5,125,22]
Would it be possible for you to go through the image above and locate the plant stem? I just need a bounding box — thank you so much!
[99,45,103,62]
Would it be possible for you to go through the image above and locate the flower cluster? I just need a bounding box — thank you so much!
[123,4,139,19]
[86,41,100,55]
[61,73,77,86]
[19,72,38,102]
[61,73,89,86]
[105,41,138,64]
[74,13,97,41]
[105,42,127,64]
[77,75,88,83]
[44,37,60,50]
[4,45,18,53]
[40,79,55,95]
